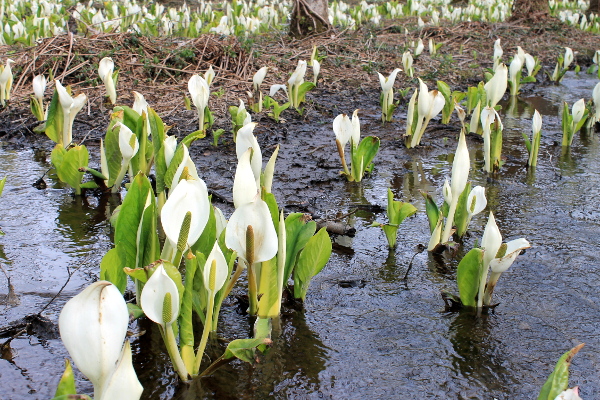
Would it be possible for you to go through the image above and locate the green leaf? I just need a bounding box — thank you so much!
[0,176,5,197]
[387,188,417,226]
[454,182,472,237]
[55,145,89,195]
[104,121,122,187]
[351,136,380,181]
[296,81,315,105]
[124,267,148,283]
[44,88,62,143]
[522,76,537,83]
[421,191,440,234]
[284,213,316,284]
[293,227,332,300]
[115,174,154,273]
[538,344,584,400]
[50,144,67,173]
[50,395,92,400]
[127,303,145,319]
[262,192,280,232]
[54,359,77,397]
[100,246,127,293]
[456,248,484,307]
[222,338,268,363]
[192,199,216,257]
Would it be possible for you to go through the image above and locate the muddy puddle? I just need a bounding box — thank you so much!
[1,72,600,399]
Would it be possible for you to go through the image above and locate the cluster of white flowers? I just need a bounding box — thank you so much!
[0,0,598,44]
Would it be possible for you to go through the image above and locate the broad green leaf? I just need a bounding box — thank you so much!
[257,256,279,319]
[148,107,166,147]
[354,136,380,177]
[421,191,440,234]
[180,130,205,148]
[382,224,399,248]
[192,199,216,257]
[44,89,61,143]
[293,227,332,300]
[121,105,142,133]
[136,191,159,269]
[55,145,89,194]
[222,338,268,363]
[104,120,122,187]
[456,248,484,307]
[51,144,66,173]
[0,176,5,196]
[262,192,280,232]
[538,344,584,400]
[454,182,472,237]
[127,303,145,319]
[54,359,76,397]
[50,395,92,400]
[284,213,316,284]
[115,174,154,272]
[124,267,148,283]
[100,246,127,293]
[296,81,316,104]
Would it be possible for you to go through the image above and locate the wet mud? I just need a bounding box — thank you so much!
[1,72,599,399]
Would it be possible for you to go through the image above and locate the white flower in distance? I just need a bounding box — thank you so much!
[593,82,600,122]
[188,74,210,131]
[0,59,15,105]
[484,64,507,108]
[524,53,536,76]
[98,57,117,104]
[58,281,129,400]
[204,65,215,86]
[33,75,47,104]
[253,67,268,91]
[161,178,210,250]
[141,263,180,328]
[564,47,574,69]
[572,98,586,125]
[288,60,307,88]
[466,186,487,220]
[132,91,151,135]
[55,80,87,146]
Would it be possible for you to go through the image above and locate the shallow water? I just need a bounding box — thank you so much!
[1,72,600,399]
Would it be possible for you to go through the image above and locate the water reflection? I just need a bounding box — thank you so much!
[55,194,120,247]
[448,311,517,392]
[170,311,328,399]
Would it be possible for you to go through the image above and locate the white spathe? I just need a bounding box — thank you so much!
[484,64,508,108]
[203,241,229,294]
[98,57,117,104]
[161,178,210,249]
[232,148,259,208]
[225,198,278,264]
[117,122,139,161]
[100,341,143,400]
[235,122,261,185]
[58,281,129,399]
[140,263,180,327]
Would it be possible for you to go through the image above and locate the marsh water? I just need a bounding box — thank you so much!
[1,72,600,399]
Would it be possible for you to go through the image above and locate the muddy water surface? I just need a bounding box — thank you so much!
[1,73,600,399]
